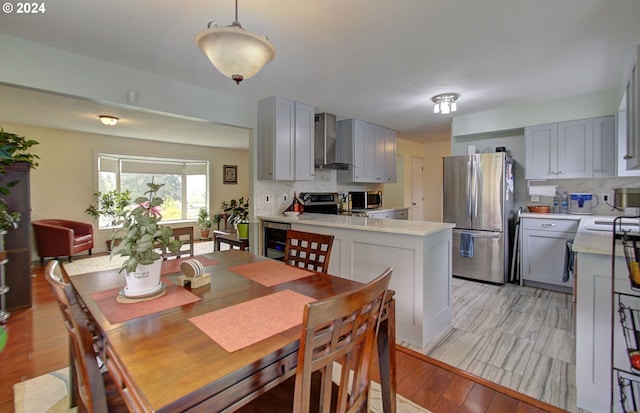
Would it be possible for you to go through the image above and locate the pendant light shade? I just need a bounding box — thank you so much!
[196,1,275,84]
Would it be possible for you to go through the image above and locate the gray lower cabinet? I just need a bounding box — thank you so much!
[520,216,578,292]
[367,208,408,219]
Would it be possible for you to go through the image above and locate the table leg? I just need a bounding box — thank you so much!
[377,298,397,413]
[214,238,221,252]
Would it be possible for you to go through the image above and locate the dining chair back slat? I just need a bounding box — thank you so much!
[293,267,392,413]
[44,261,128,413]
[236,267,392,413]
[162,226,195,260]
[283,230,334,274]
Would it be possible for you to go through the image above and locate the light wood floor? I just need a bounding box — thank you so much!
[0,259,567,413]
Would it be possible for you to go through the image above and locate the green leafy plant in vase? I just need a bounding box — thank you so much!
[223,197,250,239]
[110,181,182,295]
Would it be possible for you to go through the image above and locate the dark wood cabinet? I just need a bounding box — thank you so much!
[1,163,32,310]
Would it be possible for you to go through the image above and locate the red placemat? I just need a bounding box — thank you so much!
[91,279,201,324]
[228,260,313,287]
[161,256,219,275]
[189,290,315,353]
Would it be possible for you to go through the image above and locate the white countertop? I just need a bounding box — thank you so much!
[258,213,454,237]
[519,212,583,220]
[571,214,630,256]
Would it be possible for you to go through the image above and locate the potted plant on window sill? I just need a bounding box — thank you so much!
[223,197,250,239]
[110,181,182,297]
[85,189,131,251]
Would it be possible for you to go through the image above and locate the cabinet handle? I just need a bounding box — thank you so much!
[624,155,633,160]
[541,223,556,227]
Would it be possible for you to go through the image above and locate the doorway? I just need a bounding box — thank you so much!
[411,156,424,221]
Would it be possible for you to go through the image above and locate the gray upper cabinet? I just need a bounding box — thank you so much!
[593,116,616,177]
[337,119,396,183]
[258,96,314,181]
[622,45,640,171]
[525,116,614,180]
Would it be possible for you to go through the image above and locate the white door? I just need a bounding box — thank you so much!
[411,156,424,221]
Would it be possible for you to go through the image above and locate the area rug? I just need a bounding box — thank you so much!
[13,368,76,413]
[63,241,215,276]
[14,367,432,413]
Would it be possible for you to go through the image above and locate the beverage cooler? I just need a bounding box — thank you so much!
[262,221,290,261]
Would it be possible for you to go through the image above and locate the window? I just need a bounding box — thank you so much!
[97,154,208,228]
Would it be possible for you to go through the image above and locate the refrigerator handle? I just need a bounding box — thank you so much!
[470,158,478,218]
[466,159,473,217]
[470,233,501,239]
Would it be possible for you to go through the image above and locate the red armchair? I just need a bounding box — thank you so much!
[32,219,94,263]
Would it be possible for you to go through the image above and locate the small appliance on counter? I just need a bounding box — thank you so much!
[568,193,599,214]
[349,191,382,209]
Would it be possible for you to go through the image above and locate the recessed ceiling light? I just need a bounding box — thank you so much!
[99,115,119,126]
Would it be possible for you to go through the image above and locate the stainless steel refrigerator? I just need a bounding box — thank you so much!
[443,152,514,284]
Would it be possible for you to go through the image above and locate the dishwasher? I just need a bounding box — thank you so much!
[263,221,291,261]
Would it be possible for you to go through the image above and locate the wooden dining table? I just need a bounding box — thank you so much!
[69,250,397,412]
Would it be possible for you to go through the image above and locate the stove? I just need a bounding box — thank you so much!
[299,192,339,214]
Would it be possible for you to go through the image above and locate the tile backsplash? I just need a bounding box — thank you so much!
[527,177,640,216]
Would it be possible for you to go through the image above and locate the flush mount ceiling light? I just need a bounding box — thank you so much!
[432,93,460,115]
[195,0,276,85]
[98,115,119,126]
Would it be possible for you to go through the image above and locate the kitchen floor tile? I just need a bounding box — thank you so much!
[409,277,579,413]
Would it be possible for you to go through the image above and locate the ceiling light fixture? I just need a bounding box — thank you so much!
[99,115,119,126]
[195,0,276,85]
[432,93,460,115]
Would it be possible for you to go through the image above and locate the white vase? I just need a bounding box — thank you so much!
[124,260,162,296]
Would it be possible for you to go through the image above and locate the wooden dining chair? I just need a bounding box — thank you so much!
[238,267,393,413]
[162,226,195,260]
[44,261,129,413]
[283,230,335,273]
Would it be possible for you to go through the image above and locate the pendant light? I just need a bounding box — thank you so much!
[195,0,276,84]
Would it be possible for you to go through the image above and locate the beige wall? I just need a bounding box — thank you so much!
[388,138,450,222]
[1,122,249,256]
[422,140,451,222]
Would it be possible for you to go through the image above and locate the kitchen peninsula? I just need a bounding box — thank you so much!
[258,213,455,347]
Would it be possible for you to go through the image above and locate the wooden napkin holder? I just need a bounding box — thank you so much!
[177,273,211,289]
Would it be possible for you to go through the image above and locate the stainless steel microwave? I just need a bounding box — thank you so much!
[350,191,382,209]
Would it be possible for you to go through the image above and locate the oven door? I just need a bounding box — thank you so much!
[263,221,291,261]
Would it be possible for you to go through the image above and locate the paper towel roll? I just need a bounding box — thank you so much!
[529,185,557,197]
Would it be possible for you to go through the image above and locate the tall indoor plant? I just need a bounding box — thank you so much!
[110,181,181,295]
[0,127,40,195]
[223,197,249,239]
[85,189,131,251]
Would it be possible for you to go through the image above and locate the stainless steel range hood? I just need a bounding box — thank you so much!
[314,113,350,170]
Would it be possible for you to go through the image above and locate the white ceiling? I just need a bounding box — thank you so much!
[0,0,639,147]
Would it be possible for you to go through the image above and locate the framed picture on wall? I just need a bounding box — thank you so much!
[223,165,237,184]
